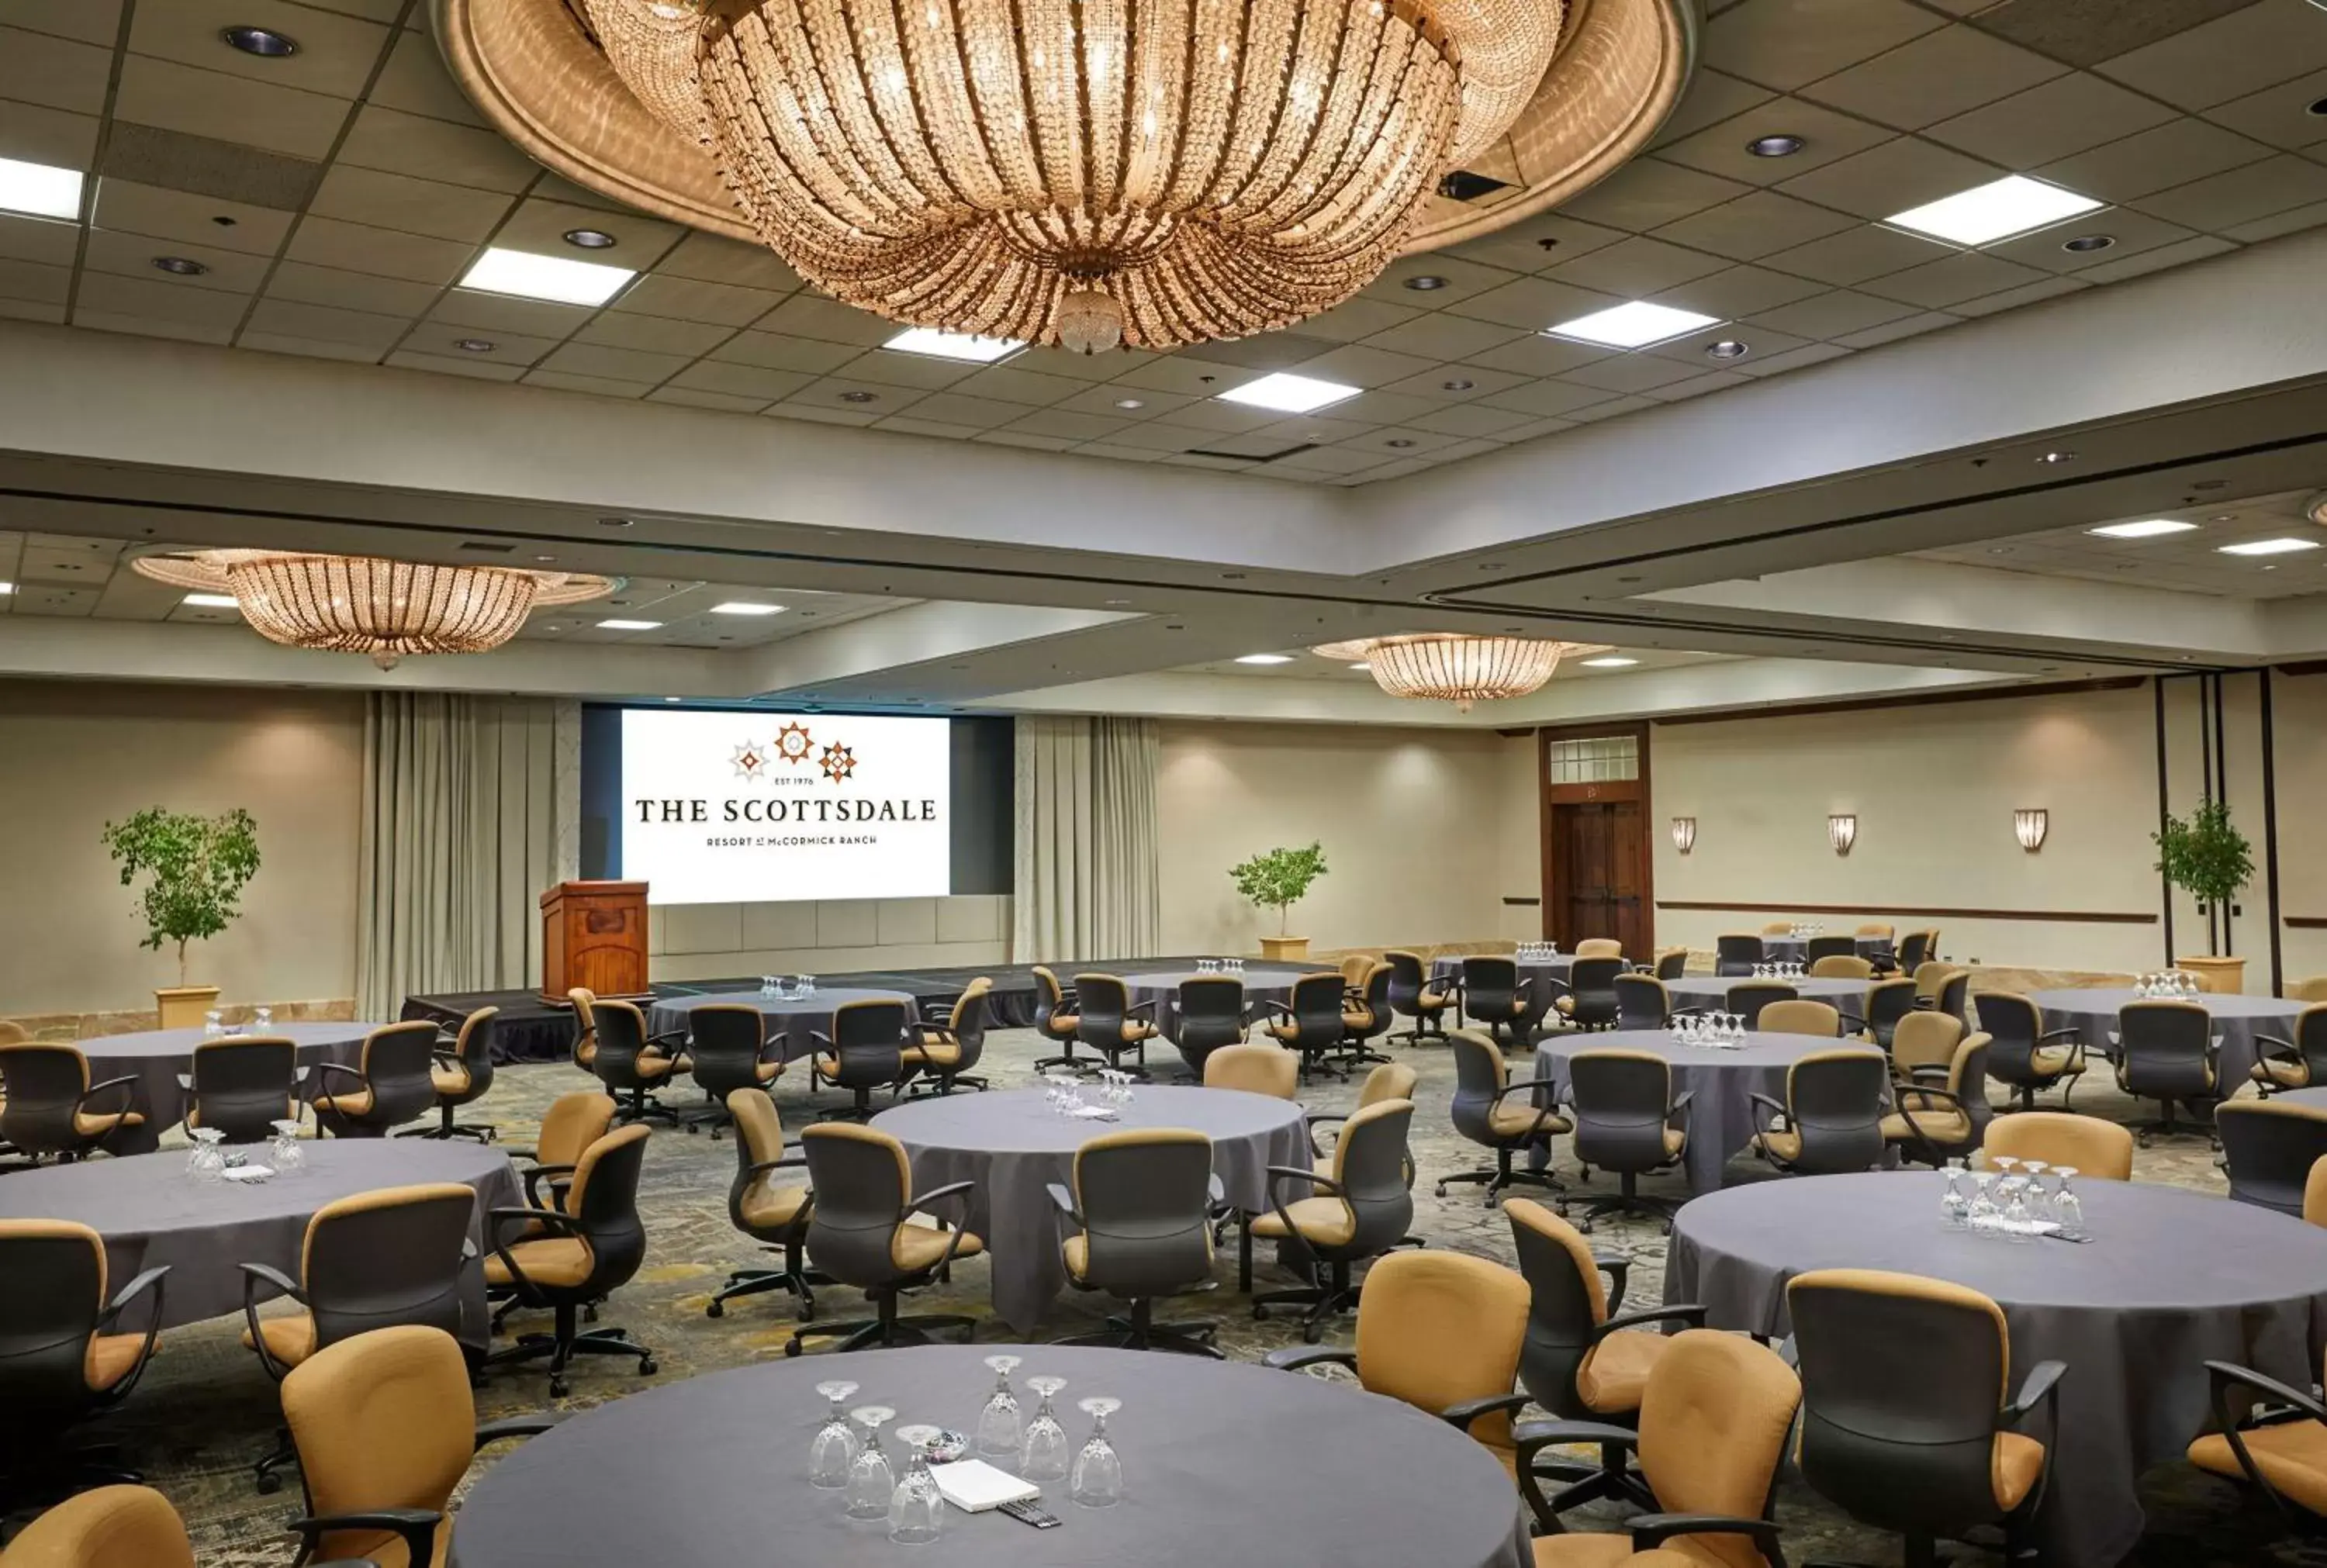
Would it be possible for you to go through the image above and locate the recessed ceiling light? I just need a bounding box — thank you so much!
[182,593,240,609]
[221,25,298,57]
[1441,378,1475,392]
[838,390,879,403]
[1402,275,1449,292]
[2061,233,2115,254]
[2036,451,2075,465]
[562,228,617,250]
[2087,519,2197,539]
[662,696,683,703]
[453,337,497,353]
[1546,301,1721,349]
[1103,598,1131,606]
[1114,397,1145,409]
[1385,437,1416,449]
[1218,372,1360,413]
[2309,95,2327,119]
[534,554,556,563]
[0,582,14,595]
[150,256,208,277]
[711,602,785,616]
[0,155,82,220]
[1746,133,1804,157]
[883,327,1024,362]
[1705,339,1749,360]
[2219,537,2322,556]
[1235,653,1295,665]
[598,618,664,630]
[1884,174,2102,247]
[459,246,634,306]
[1581,655,1639,668]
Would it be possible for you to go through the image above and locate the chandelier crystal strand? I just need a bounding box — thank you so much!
[586,0,1559,349]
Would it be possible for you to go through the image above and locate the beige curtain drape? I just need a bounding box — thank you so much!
[355,692,579,1020]
[1012,715,1160,963]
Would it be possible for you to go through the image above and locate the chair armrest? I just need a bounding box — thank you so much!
[1305,1110,1349,1159]
[647,1027,690,1048]
[288,1510,440,1568]
[1897,1085,1966,1112]
[1513,978,1532,1000]
[486,1206,581,1303]
[313,1061,366,1086]
[1125,1000,1158,1019]
[475,1416,560,1449]
[1440,1391,1533,1434]
[746,1154,811,1179]
[1515,1414,1646,1528]
[1746,1090,1789,1128]
[1835,1012,1866,1034]
[1668,1088,1695,1122]
[1629,1514,1786,1555]
[1593,1304,1708,1339]
[104,1265,170,1324]
[2005,1358,2068,1427]
[238,1261,304,1302]
[78,1073,140,1117]
[1208,1172,1226,1206]
[1264,1345,1357,1374]
[1261,1163,1335,1240]
[807,1031,832,1052]
[430,1049,462,1070]
[175,1072,193,1090]
[1254,1000,1294,1022]
[1906,1064,1951,1084]
[240,1262,306,1379]
[1593,1255,1631,1314]
[1046,1182,1081,1225]
[2208,1359,2327,1428]
[519,1162,578,1209]
[907,1179,977,1274]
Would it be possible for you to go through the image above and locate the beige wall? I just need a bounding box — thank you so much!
[2273,674,2327,985]
[646,894,1011,980]
[0,679,363,1020]
[1156,719,1539,955]
[1651,684,2172,976]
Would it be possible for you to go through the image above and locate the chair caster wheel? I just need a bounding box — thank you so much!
[255,1473,282,1496]
[784,1340,804,1358]
[686,1125,700,1135]
[1433,1184,1447,1197]
[550,1377,570,1398]
[707,1301,724,1318]
[639,1358,658,1376]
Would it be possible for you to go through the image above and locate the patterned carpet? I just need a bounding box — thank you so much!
[18,1024,2321,1568]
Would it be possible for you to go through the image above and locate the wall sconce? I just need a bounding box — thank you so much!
[1671,817,1696,854]
[2014,808,2048,852]
[1827,813,1857,856]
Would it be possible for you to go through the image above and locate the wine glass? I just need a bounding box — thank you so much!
[1999,1176,2037,1244]
[1070,1397,1123,1508]
[188,1127,226,1185]
[268,1119,305,1177]
[2018,1161,2052,1225]
[844,1406,895,1518]
[1967,1171,1999,1233]
[1019,1376,1071,1482]
[2051,1166,2083,1234]
[202,1009,223,1039]
[976,1355,1023,1456]
[809,1380,861,1489]
[888,1425,946,1543]
[1940,1166,1970,1230]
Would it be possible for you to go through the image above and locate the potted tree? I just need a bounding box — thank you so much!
[2152,797,2254,993]
[101,807,262,1028]
[1229,842,1328,962]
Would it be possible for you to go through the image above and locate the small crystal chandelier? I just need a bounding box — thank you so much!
[1313,633,1607,710]
[133,549,615,669]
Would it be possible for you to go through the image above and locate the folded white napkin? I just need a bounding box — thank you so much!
[932,1459,1040,1513]
[222,1164,275,1183]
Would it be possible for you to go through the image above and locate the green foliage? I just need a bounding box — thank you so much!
[100,807,261,985]
[2152,797,2253,944]
[1229,842,1328,934]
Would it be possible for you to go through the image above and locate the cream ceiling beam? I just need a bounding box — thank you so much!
[741,600,1141,699]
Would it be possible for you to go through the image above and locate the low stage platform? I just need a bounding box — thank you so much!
[403,955,1271,1063]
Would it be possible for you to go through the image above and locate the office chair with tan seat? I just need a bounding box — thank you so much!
[1502,1199,1708,1511]
[2114,1000,2220,1144]
[1309,1060,1418,1169]
[2308,1156,2327,1226]
[279,1325,554,1568]
[1050,1128,1222,1357]
[1789,1269,2062,1568]
[1715,934,1764,976]
[1261,972,1356,1083]
[1574,938,1623,959]
[788,1121,983,1356]
[1250,1097,1415,1339]
[1806,934,1858,967]
[675,1003,780,1135]
[411,1007,498,1141]
[313,1022,441,1138]
[1756,999,1841,1037]
[502,1090,616,1233]
[1170,976,1250,1079]
[1760,921,1797,938]
[566,987,600,1074]
[1883,1027,1993,1167]
[1382,949,1453,1044]
[484,1124,656,1397]
[2218,1099,2327,1216]
[179,1036,300,1144]
[1857,921,1897,943]
[1438,1029,1566,1207]
[2253,1003,2327,1095]
[1202,1041,1298,1099]
[1028,965,1084,1075]
[0,1221,167,1506]
[1340,961,1396,1068]
[1518,1329,1801,1568]
[1810,953,1876,981]
[238,1182,478,1493]
[1460,955,1536,1045]
[2189,1353,2327,1527]
[807,998,912,1120]
[0,1485,206,1568]
[1980,1111,2133,1182]
[1265,1249,1532,1476]
[1552,956,1625,1032]
[1652,946,1689,981]
[1339,954,1376,989]
[1889,1009,1966,1082]
[0,1044,142,1163]
[904,977,991,1096]
[1974,990,2086,1112]
[1614,972,1673,1032]
[1560,1050,1691,1231]
[1858,976,1919,1051]
[706,1090,821,1322]
[1749,1051,1889,1176]
[1072,973,1160,1080]
[1726,981,1795,1030]
[586,1000,690,1127]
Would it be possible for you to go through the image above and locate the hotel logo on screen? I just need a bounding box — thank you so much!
[637,722,936,826]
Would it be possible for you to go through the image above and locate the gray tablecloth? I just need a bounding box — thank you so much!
[1665,1170,2327,1568]
[874,1086,1309,1332]
[1430,955,1578,985]
[2028,987,2305,1091]
[1120,967,1323,1040]
[64,1023,382,1155]
[0,1138,517,1349]
[1667,976,1870,1013]
[446,1342,1530,1568]
[646,988,916,1063]
[1534,1031,1884,1193]
[1761,936,1888,963]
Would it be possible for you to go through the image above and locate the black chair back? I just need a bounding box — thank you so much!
[1384,950,1430,1017]
[302,1185,474,1354]
[1447,1029,1516,1146]
[188,1036,299,1142]
[1032,965,1077,1041]
[1567,1050,1676,1174]
[1174,976,1247,1070]
[565,1124,651,1293]
[726,1090,801,1239]
[944,982,991,1075]
[1461,956,1523,1022]
[801,1123,919,1288]
[2279,1004,2327,1086]
[1934,970,1970,1024]
[0,1044,99,1156]
[1074,973,1135,1051]
[1282,972,1349,1044]
[592,1001,658,1088]
[2216,1100,2327,1214]
[1074,1130,1214,1295]
[449,1007,498,1098]
[687,1004,771,1098]
[1613,972,1670,1031]
[0,1221,116,1423]
[1350,962,1395,1035]
[825,1000,909,1090]
[351,1022,444,1129]
[1565,958,1625,1028]
[1782,1052,1889,1174]
[1503,1198,1604,1418]
[1976,992,2044,1085]
[2118,1001,2215,1099]
[1728,981,1796,1029]
[1715,934,1764,977]
[1806,934,1858,964]
[1326,1100,1416,1259]
[1862,977,1919,1050]
[1897,931,1931,971]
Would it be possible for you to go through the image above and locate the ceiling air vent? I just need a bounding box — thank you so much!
[458,541,519,554]
[1186,443,1319,465]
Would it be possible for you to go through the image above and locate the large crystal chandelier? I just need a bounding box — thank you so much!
[133,550,615,669]
[573,0,1566,351]
[1315,633,1608,711]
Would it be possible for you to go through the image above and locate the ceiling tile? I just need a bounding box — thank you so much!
[306,164,514,243]
[128,0,389,98]
[1745,288,1918,337]
[0,215,80,268]
[2096,0,2327,112]
[663,360,810,402]
[1797,25,2066,131]
[1859,250,2050,308]
[781,377,925,419]
[1460,331,1616,378]
[572,310,733,357]
[1442,275,1623,331]
[2036,119,2274,202]
[383,350,525,382]
[1948,274,2089,316]
[1652,188,1861,261]
[1834,309,1959,348]
[1561,395,1658,423]
[1757,223,1955,284]
[81,227,270,291]
[1558,158,1754,231]
[1543,234,1731,295]
[1966,0,2253,68]
[72,309,231,344]
[1641,320,1813,365]
[112,54,348,160]
[1020,344,1157,382]
[237,330,379,364]
[9,0,124,47]
[2074,233,2239,282]
[1922,71,2183,168]
[0,99,101,169]
[1324,389,1440,426]
[1401,401,1552,439]
[755,292,898,347]
[264,258,440,316]
[1288,296,1425,344]
[1983,208,2200,272]
[75,270,250,329]
[648,386,768,414]
[283,213,475,283]
[399,321,557,365]
[649,231,803,292]
[241,296,406,351]
[2225,196,2327,242]
[998,409,1134,444]
[1650,263,1827,317]
[1702,0,1946,92]
[426,289,591,337]
[0,27,114,115]
[1354,254,1523,306]
[1440,212,1629,274]
[1051,382,1197,420]
[1644,368,1754,401]
[1654,97,1897,186]
[493,196,684,263]
[2134,154,2327,229]
[610,272,785,327]
[335,105,539,194]
[710,330,863,375]
[538,340,690,383]
[1649,69,1779,147]
[946,364,1097,407]
[1357,312,1529,361]
[2201,68,2327,150]
[1776,136,2001,218]
[524,368,651,399]
[1733,341,1852,376]
[93,179,296,254]
[1284,342,1442,388]
[884,392,1036,431]
[1552,354,1706,395]
[1374,364,1537,402]
[0,257,71,306]
[367,29,488,126]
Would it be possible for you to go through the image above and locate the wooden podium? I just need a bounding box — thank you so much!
[539,880,650,1004]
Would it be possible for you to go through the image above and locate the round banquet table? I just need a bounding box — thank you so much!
[1666,975,1870,1014]
[64,1022,386,1155]
[1533,1030,1885,1193]
[1664,1170,2327,1568]
[444,1343,1530,1568]
[1430,955,1576,988]
[2280,1086,2327,1110]
[645,987,916,1063]
[1761,935,1888,964]
[2027,987,2305,1092]
[873,1086,1309,1332]
[0,1138,518,1349]
[1119,966,1326,1040]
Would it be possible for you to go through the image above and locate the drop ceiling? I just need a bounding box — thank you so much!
[1177,647,1732,681]
[4,0,2327,485]
[1910,488,2327,596]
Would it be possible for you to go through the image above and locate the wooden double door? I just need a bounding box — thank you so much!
[1550,795,1648,958]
